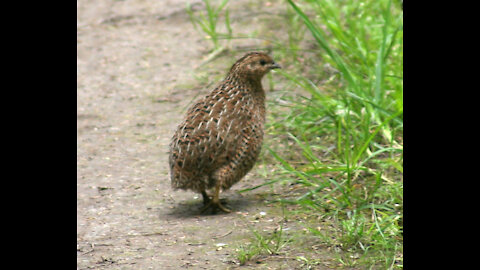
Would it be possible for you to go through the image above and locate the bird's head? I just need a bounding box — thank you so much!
[228,52,281,80]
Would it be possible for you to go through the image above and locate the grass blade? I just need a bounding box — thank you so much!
[286,0,357,91]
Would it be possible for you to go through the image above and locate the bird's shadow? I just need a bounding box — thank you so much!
[164,191,267,219]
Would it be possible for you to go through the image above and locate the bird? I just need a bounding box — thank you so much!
[168,52,281,213]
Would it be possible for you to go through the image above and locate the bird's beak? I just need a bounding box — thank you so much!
[270,62,282,69]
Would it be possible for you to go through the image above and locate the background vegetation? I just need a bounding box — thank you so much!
[188,0,403,268]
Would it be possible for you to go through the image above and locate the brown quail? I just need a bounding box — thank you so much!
[169,52,281,213]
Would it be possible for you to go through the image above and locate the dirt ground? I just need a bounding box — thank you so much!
[76,0,310,269]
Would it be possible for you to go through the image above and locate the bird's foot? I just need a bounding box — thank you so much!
[201,191,227,206]
[200,199,231,214]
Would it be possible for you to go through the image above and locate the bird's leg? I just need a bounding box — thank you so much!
[212,182,231,213]
[201,190,211,205]
[200,180,231,213]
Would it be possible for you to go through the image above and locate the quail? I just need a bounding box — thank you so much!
[169,52,281,213]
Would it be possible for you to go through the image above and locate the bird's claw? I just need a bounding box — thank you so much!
[200,200,231,214]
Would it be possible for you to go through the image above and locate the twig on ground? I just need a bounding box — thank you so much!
[212,230,233,239]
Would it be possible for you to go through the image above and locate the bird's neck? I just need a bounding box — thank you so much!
[226,73,264,93]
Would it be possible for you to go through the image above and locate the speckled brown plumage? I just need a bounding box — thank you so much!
[168,52,281,213]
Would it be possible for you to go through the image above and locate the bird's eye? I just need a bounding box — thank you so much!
[260,60,266,66]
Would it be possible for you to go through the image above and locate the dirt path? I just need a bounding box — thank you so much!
[77,1,296,269]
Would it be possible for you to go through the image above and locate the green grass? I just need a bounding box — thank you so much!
[186,0,232,56]
[235,205,292,265]
[265,0,403,267]
[187,0,403,268]
[235,224,291,265]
